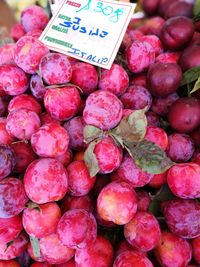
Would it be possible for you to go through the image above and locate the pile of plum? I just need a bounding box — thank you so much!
[0,1,200,266]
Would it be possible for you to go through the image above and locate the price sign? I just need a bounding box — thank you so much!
[40,0,135,69]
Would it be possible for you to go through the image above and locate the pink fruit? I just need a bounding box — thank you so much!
[113,251,153,267]
[24,158,68,204]
[0,259,20,267]
[120,85,152,110]
[166,133,194,162]
[0,177,28,218]
[39,53,72,85]
[31,123,69,157]
[57,209,97,249]
[126,40,155,73]
[6,108,41,140]
[154,231,192,267]
[0,64,29,96]
[145,126,168,150]
[124,211,161,251]
[155,52,180,64]
[55,149,73,167]
[75,235,113,267]
[21,5,49,32]
[44,86,81,121]
[0,232,28,260]
[10,23,26,41]
[14,36,49,74]
[40,234,75,264]
[0,215,22,243]
[147,62,182,97]
[146,111,160,127]
[168,97,200,133]
[179,45,200,71]
[30,74,47,100]
[191,236,200,264]
[40,112,60,125]
[160,16,194,50]
[0,145,16,180]
[94,136,122,174]
[130,73,147,87]
[136,190,151,211]
[71,62,98,95]
[138,35,163,56]
[115,240,136,257]
[97,181,137,225]
[98,64,129,96]
[83,90,123,130]
[164,1,193,19]
[114,153,153,187]
[0,43,15,66]
[164,199,200,238]
[23,202,61,238]
[142,0,159,15]
[0,118,15,145]
[63,116,86,151]
[8,94,42,114]
[26,29,43,38]
[11,142,37,173]
[27,242,45,262]
[149,171,167,189]
[66,160,96,196]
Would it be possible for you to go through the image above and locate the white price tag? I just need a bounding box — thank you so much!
[40,0,136,69]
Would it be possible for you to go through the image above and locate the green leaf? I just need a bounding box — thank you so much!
[194,0,200,16]
[111,110,147,147]
[26,201,41,213]
[149,184,175,215]
[84,140,100,177]
[30,237,40,259]
[190,76,200,94]
[83,125,103,144]
[128,140,174,174]
[181,66,200,86]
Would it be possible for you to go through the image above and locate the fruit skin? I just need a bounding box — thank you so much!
[0,145,16,180]
[0,118,15,145]
[57,209,97,249]
[39,53,72,85]
[22,202,61,238]
[164,1,193,19]
[40,233,75,264]
[66,160,96,196]
[179,45,200,72]
[136,190,151,211]
[0,177,28,218]
[0,215,22,243]
[20,5,49,32]
[113,153,153,188]
[166,133,194,162]
[154,231,192,267]
[11,23,26,41]
[0,259,20,267]
[24,158,68,204]
[94,136,123,174]
[120,85,152,110]
[0,44,15,66]
[149,171,167,189]
[63,116,86,151]
[113,251,153,267]
[30,74,47,100]
[98,63,129,96]
[0,232,28,260]
[44,86,81,121]
[97,181,138,225]
[163,199,200,239]
[147,62,182,97]
[167,163,200,199]
[155,52,180,64]
[71,62,98,95]
[124,211,161,252]
[83,90,123,131]
[191,236,200,264]
[11,142,37,173]
[141,0,159,16]
[6,108,41,140]
[75,235,113,267]
[168,97,200,133]
[8,94,42,114]
[0,64,29,96]
[160,16,194,50]
[144,126,168,151]
[126,40,155,73]
[31,123,70,158]
[14,36,49,74]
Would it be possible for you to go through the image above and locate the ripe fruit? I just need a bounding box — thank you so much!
[83,90,123,130]
[0,216,22,243]
[168,97,200,133]
[0,145,16,180]
[113,251,153,267]
[144,126,168,150]
[57,209,97,249]
[24,158,68,204]
[97,181,137,225]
